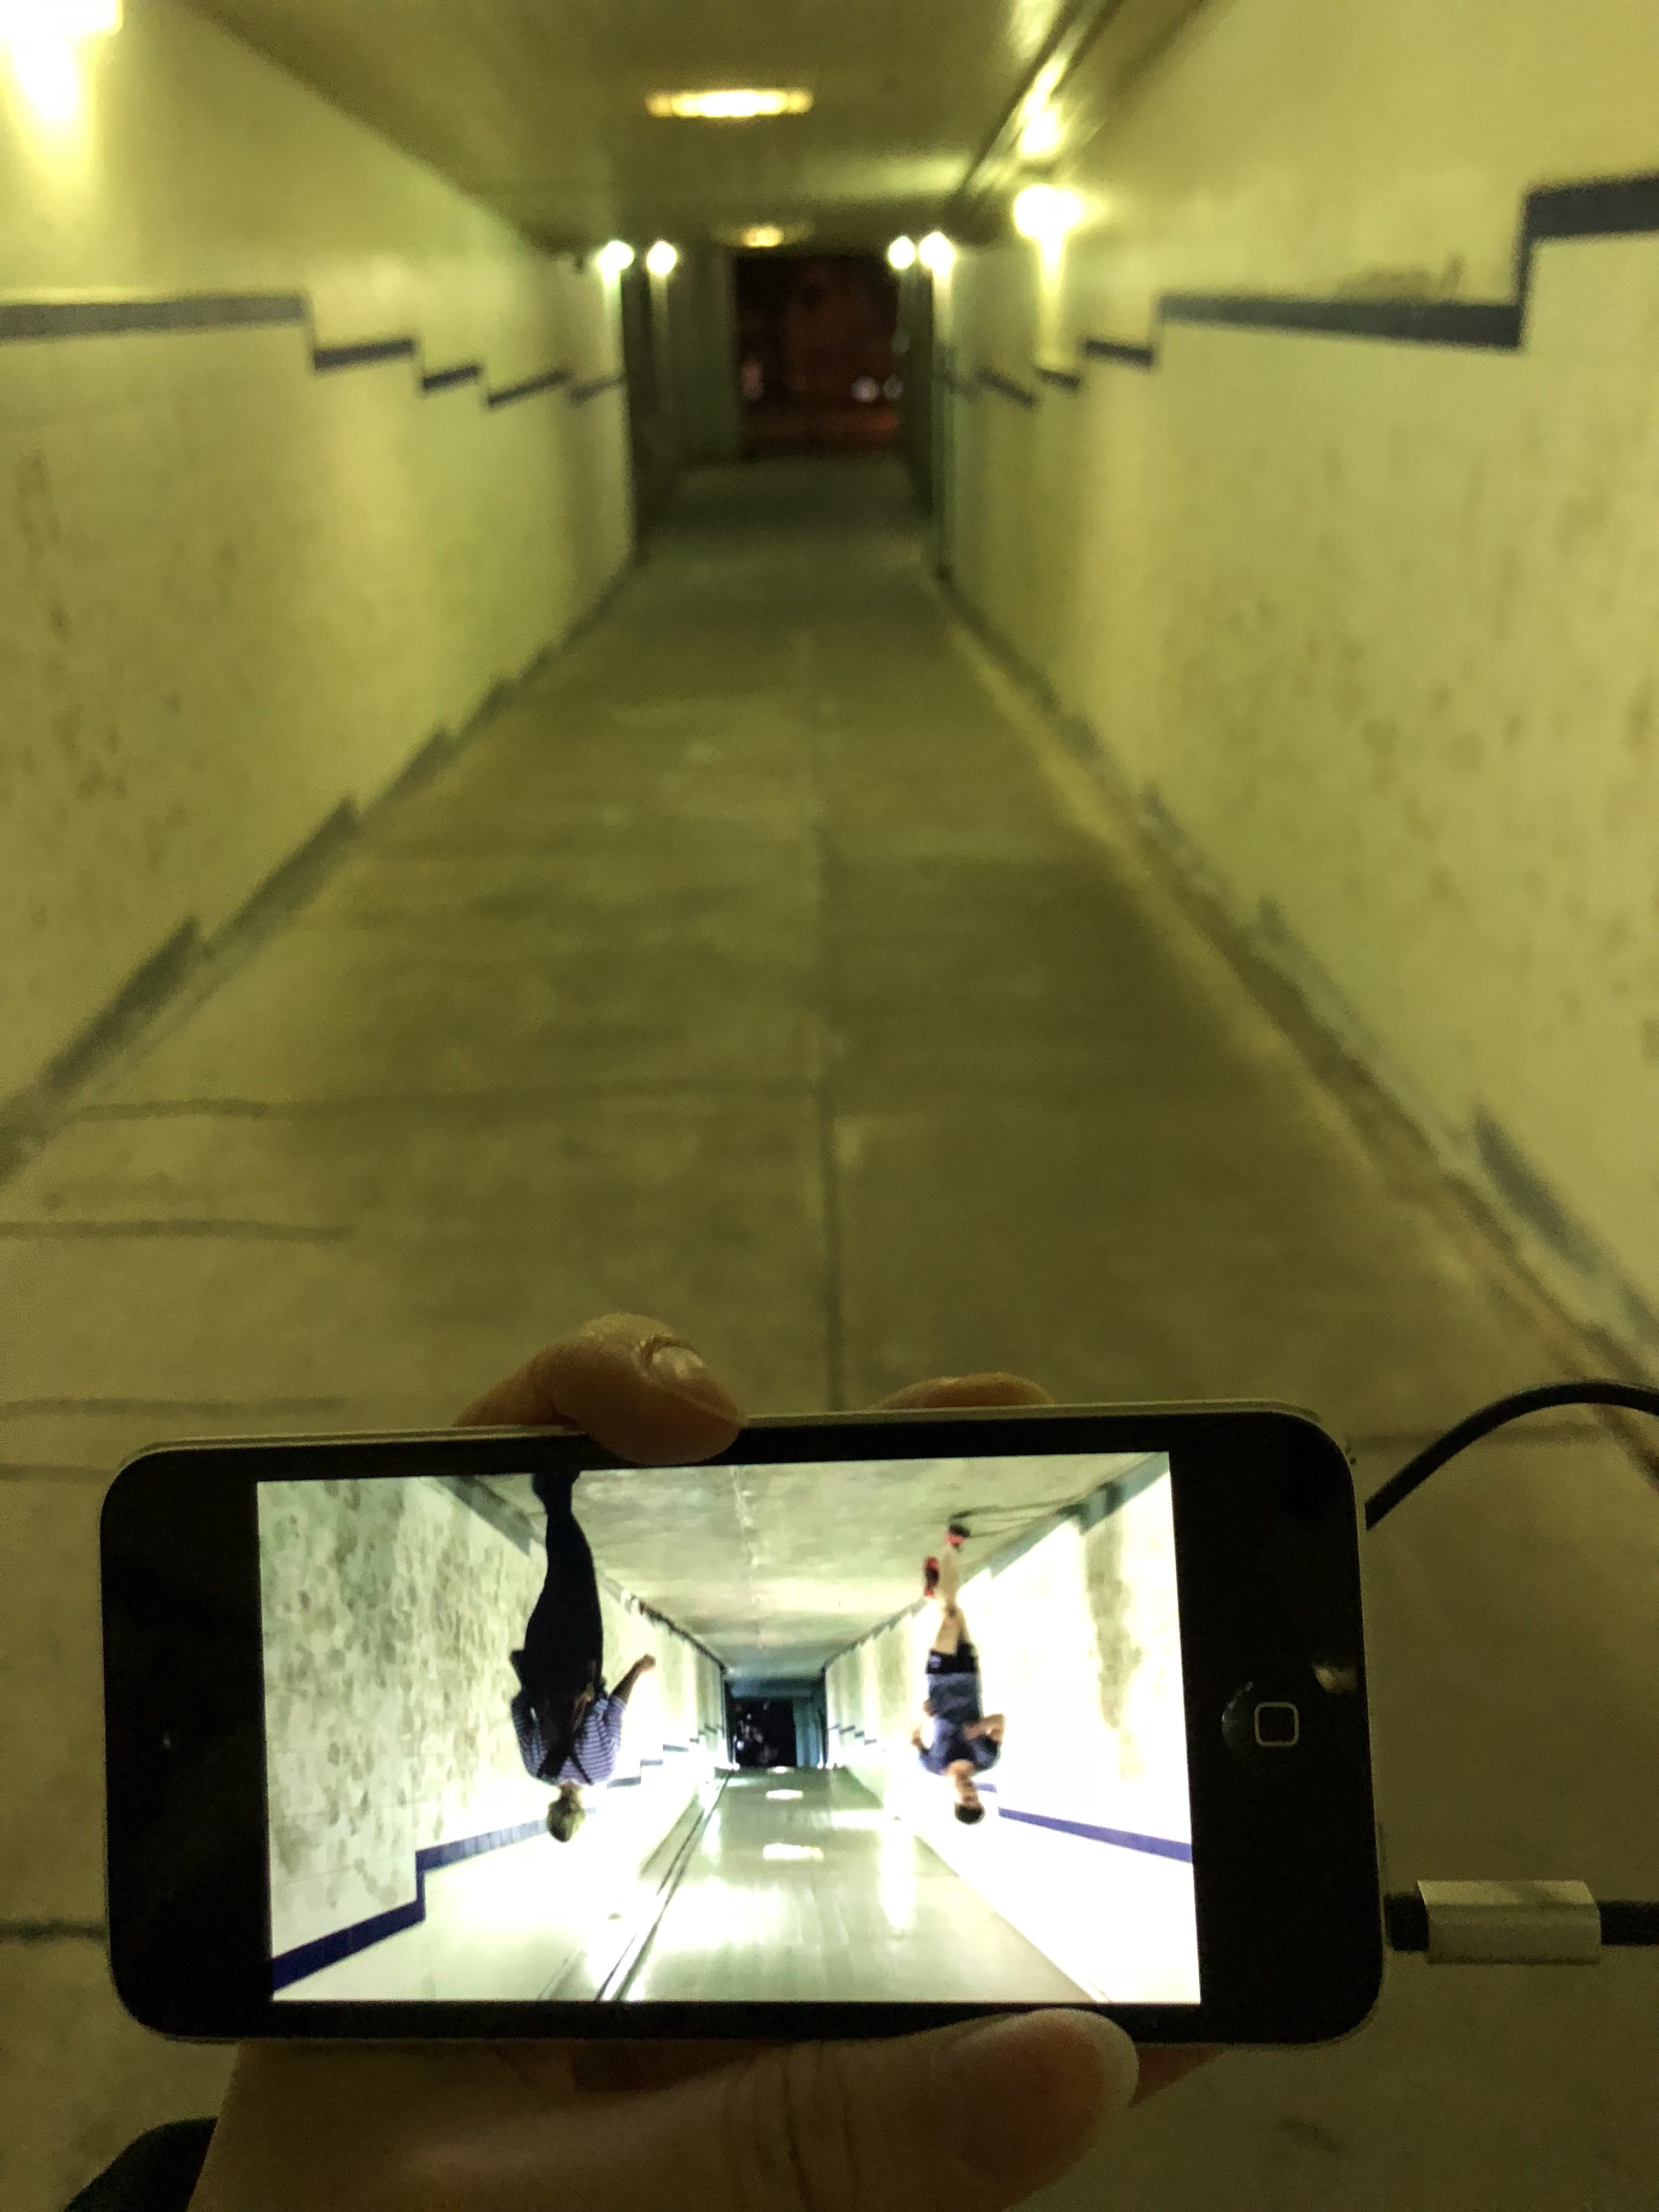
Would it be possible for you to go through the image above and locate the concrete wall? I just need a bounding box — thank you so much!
[824,1465,1199,2004]
[258,1473,722,1988]
[938,0,1659,1368]
[1,0,631,1115]
[664,247,742,466]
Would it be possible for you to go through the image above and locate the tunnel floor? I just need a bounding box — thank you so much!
[4,456,1657,2205]
[621,1770,1088,2005]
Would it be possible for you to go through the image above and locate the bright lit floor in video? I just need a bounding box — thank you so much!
[270,1767,1198,2005]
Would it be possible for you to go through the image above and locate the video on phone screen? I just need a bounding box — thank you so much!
[257,1453,1200,2004]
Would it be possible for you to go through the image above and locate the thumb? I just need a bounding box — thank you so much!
[603,2010,1141,2211]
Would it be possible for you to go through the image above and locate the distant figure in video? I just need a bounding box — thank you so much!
[733,1717,766,1768]
[910,1521,1005,1824]
[510,1470,656,1843]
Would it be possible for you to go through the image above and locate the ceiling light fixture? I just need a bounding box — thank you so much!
[593,239,635,278]
[737,224,786,249]
[917,231,956,275]
[1012,184,1082,245]
[644,239,678,277]
[886,235,917,272]
[1017,104,1063,161]
[646,88,811,120]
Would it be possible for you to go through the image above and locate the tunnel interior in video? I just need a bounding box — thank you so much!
[257,1452,1198,2004]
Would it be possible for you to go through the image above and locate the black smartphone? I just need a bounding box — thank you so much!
[101,1402,1383,2045]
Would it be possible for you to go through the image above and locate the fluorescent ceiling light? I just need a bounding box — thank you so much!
[737,224,786,249]
[1012,184,1082,244]
[644,239,678,276]
[917,231,956,275]
[647,88,811,120]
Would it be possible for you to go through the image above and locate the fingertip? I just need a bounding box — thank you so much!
[878,1373,1053,1411]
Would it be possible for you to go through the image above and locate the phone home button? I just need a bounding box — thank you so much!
[1221,1681,1302,1766]
[1252,1700,1299,1748]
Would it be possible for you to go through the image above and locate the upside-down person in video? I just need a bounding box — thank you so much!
[509,1469,656,1839]
[909,1521,1005,1822]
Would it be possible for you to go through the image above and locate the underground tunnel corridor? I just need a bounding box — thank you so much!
[4,1,1659,2204]
[7,453,1657,2205]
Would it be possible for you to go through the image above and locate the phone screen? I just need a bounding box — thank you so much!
[256,1452,1201,2007]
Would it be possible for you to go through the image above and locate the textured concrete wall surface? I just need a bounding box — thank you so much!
[824,1466,1199,2002]
[0,0,631,1109]
[938,0,1659,1363]
[258,1474,719,1973]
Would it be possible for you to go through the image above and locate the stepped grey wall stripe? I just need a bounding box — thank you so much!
[0,289,590,407]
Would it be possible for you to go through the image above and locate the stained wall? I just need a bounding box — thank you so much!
[1,0,631,1111]
[939,0,1659,1361]
[258,1474,721,1965]
[823,1467,1199,2004]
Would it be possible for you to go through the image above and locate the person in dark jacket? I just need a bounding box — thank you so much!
[510,1468,656,1839]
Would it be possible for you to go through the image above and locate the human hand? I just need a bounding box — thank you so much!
[637,1654,657,1672]
[193,1316,1216,2211]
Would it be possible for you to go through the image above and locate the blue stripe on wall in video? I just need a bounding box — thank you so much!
[270,1818,544,1994]
[981,1793,1194,1864]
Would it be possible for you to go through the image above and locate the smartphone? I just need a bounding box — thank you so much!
[101,1402,1383,2045]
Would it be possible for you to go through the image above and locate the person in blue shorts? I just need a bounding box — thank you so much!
[909,1519,1005,1822]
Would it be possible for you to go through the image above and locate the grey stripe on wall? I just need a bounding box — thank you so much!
[947,163,1659,397]
[0,290,605,409]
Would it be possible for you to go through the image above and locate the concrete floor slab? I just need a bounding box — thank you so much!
[832,1102,1554,1435]
[1052,1946,1659,2212]
[0,1093,828,1477]
[0,1480,107,1923]
[0,1944,231,2212]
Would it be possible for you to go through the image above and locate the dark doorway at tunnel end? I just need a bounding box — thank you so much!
[733,252,901,459]
[727,1695,799,1767]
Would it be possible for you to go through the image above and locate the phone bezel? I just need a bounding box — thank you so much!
[101,1402,1384,2044]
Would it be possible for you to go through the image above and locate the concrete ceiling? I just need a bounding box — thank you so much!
[483,1452,1148,1679]
[189,0,1079,249]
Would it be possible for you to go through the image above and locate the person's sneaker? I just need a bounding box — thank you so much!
[946,1521,969,1548]
[923,1556,940,1597]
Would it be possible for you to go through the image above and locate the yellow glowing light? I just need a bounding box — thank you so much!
[1012,183,1082,244]
[593,239,635,278]
[5,32,80,123]
[0,0,120,30]
[886,235,917,272]
[646,87,811,120]
[762,1843,824,1862]
[917,230,956,276]
[1017,104,1062,160]
[738,224,786,250]
[765,1788,804,1801]
[644,239,678,278]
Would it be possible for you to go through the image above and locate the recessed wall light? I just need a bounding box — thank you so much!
[644,240,679,276]
[1012,184,1082,244]
[646,88,812,120]
[917,231,956,275]
[1017,105,1062,160]
[593,239,635,278]
[886,236,917,272]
